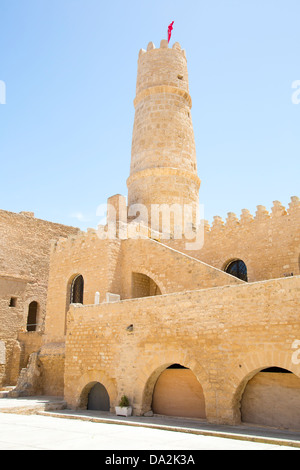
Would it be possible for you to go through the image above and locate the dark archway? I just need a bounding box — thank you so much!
[26,301,38,331]
[70,274,84,304]
[87,382,110,411]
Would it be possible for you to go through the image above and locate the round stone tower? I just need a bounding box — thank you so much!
[127,39,201,233]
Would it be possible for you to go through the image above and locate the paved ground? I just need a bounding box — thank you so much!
[0,413,297,450]
[0,396,299,451]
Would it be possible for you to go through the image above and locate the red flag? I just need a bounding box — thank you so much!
[168,21,174,43]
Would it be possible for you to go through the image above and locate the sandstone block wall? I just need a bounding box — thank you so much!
[44,232,242,344]
[64,275,300,426]
[0,209,79,386]
[41,231,242,396]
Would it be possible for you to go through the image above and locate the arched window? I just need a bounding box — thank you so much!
[70,275,84,304]
[27,301,38,331]
[225,259,248,281]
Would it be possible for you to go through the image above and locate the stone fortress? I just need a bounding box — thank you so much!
[0,38,299,430]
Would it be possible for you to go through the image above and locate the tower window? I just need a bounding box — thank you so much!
[9,297,17,307]
[225,259,248,282]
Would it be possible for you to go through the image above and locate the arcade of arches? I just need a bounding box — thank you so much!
[77,365,300,430]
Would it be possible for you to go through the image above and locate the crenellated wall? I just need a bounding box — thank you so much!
[166,196,300,282]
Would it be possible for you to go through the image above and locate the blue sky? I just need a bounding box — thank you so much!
[0,0,299,230]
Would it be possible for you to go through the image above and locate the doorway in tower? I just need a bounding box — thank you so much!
[85,382,110,411]
[151,364,206,419]
[241,367,300,430]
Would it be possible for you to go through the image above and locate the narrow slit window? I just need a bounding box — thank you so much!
[9,297,17,307]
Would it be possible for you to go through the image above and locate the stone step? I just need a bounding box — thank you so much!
[0,396,67,414]
[0,386,15,398]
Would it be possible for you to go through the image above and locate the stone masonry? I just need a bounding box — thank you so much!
[0,39,299,431]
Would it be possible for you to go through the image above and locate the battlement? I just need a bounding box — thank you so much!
[50,228,98,253]
[51,196,299,253]
[135,39,189,99]
[138,40,186,59]
[205,196,299,233]
[50,222,163,254]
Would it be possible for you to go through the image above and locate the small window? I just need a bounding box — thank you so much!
[9,297,17,307]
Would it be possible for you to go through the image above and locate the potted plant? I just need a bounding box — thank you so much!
[115,395,132,417]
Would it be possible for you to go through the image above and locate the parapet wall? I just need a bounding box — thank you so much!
[167,196,300,282]
[136,40,188,97]
[207,196,299,230]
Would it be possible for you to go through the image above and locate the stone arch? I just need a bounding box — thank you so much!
[65,273,85,334]
[133,349,210,417]
[74,370,117,411]
[83,381,110,411]
[69,274,84,304]
[230,349,300,425]
[152,364,206,418]
[131,267,166,296]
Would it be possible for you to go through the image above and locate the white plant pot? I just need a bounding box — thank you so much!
[115,406,132,417]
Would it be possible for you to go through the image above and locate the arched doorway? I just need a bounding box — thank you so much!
[26,301,38,331]
[241,367,300,430]
[86,382,110,411]
[70,274,84,304]
[151,364,206,419]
